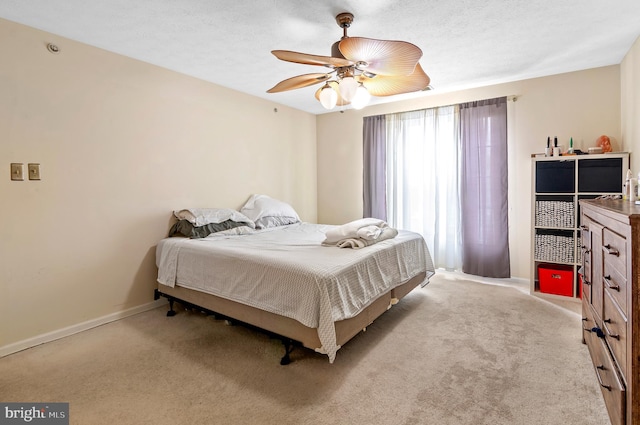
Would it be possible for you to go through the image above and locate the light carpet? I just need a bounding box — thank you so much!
[0,273,610,425]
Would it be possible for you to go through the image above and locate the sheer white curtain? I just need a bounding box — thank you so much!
[385,106,461,271]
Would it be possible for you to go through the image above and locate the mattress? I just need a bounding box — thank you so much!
[156,222,434,362]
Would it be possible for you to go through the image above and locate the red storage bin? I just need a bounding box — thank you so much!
[578,274,582,299]
[538,264,573,297]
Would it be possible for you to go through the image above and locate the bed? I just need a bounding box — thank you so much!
[154,197,435,364]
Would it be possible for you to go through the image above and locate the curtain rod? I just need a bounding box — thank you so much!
[363,95,520,118]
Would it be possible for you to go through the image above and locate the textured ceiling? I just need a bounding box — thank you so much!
[1,1,640,115]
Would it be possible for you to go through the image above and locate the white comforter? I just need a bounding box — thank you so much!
[156,222,434,362]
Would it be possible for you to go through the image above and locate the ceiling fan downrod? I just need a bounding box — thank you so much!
[331,13,354,59]
[336,12,354,38]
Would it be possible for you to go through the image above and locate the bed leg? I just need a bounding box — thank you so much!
[280,339,294,365]
[166,298,177,317]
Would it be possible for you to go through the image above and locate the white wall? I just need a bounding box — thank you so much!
[622,35,640,173]
[316,66,622,280]
[0,19,317,348]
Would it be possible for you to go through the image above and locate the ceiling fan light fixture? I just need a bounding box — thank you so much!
[319,83,338,109]
[268,12,431,112]
[351,83,370,110]
[338,76,358,102]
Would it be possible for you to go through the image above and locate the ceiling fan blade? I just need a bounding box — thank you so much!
[361,63,431,96]
[267,73,332,93]
[271,50,354,68]
[339,37,422,76]
[314,81,350,106]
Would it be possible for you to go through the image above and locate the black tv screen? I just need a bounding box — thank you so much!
[577,158,623,193]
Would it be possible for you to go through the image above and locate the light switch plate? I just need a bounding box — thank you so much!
[11,163,24,181]
[28,163,41,180]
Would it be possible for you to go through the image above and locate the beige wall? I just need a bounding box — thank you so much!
[622,35,640,173]
[2,15,637,350]
[316,66,622,280]
[0,19,317,347]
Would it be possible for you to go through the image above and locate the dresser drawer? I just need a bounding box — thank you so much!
[602,228,626,278]
[603,290,628,380]
[580,264,592,303]
[582,298,601,341]
[584,327,626,425]
[603,262,628,316]
[581,224,592,259]
[580,228,592,303]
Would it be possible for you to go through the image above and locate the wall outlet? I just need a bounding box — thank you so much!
[10,163,24,181]
[28,163,41,180]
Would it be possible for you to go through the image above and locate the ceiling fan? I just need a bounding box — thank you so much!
[267,12,431,110]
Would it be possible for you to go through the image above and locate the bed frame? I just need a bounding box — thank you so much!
[154,271,427,365]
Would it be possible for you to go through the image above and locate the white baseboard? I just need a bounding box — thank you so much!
[435,269,529,289]
[435,268,527,282]
[0,299,167,358]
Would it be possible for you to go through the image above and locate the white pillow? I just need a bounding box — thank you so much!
[240,195,300,229]
[173,208,255,228]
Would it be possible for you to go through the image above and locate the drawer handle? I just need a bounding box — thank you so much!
[595,365,612,391]
[603,319,620,340]
[582,318,590,332]
[604,244,619,256]
[583,278,591,286]
[581,245,591,254]
[581,225,589,231]
[591,327,605,338]
[603,275,620,291]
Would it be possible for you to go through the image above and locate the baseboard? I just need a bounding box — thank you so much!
[0,299,167,358]
[435,269,528,287]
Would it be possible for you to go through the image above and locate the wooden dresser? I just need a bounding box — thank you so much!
[580,199,640,425]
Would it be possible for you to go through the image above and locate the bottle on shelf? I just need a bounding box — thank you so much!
[545,136,551,157]
[624,169,637,202]
[553,137,560,157]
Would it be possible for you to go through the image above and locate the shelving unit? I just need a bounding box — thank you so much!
[530,152,629,300]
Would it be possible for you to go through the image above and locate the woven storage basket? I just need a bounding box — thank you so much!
[534,233,575,263]
[535,200,574,228]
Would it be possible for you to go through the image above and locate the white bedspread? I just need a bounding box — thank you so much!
[156,222,435,362]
